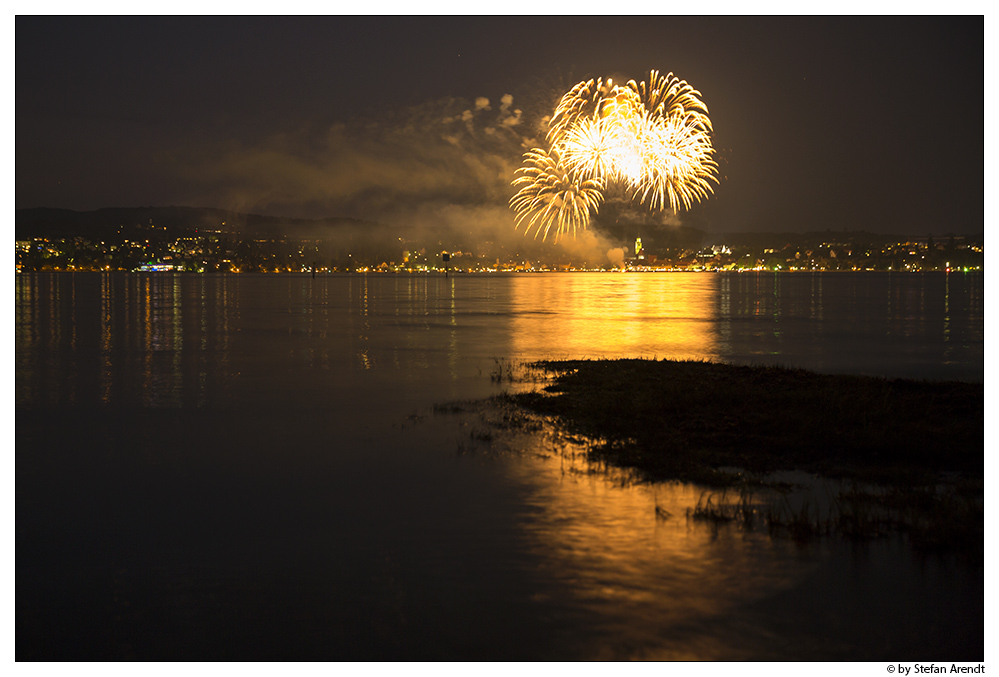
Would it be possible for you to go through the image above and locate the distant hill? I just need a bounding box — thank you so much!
[15,206,984,252]
[15,206,385,241]
[709,230,984,249]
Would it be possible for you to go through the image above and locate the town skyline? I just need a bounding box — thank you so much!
[16,204,984,274]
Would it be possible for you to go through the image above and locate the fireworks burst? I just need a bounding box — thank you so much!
[510,70,718,242]
[510,147,605,242]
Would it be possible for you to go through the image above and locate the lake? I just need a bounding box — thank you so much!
[15,271,983,660]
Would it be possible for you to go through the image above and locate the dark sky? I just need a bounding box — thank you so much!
[17,15,983,238]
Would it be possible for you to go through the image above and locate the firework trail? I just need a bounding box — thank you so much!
[510,70,718,242]
[626,70,711,124]
[547,77,611,147]
[510,146,605,242]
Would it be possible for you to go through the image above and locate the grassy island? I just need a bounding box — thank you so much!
[498,359,983,557]
[509,359,982,483]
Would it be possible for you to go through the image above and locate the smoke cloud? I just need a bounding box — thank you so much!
[175,94,533,227]
[606,247,627,269]
[166,89,687,258]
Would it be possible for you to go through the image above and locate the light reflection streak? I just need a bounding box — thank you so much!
[716,274,732,356]
[141,275,152,407]
[359,274,372,370]
[316,278,330,369]
[100,272,113,405]
[448,276,458,382]
[69,275,77,389]
[198,275,208,407]
[402,275,433,371]
[172,275,183,404]
[16,273,245,411]
[48,273,61,355]
[810,273,823,321]
[772,273,782,341]
[14,274,38,406]
[944,272,950,345]
[491,423,813,659]
[508,273,719,361]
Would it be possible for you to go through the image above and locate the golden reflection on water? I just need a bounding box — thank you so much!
[135,274,190,408]
[508,273,720,361]
[16,272,981,411]
[100,272,113,404]
[491,422,817,660]
[14,275,38,405]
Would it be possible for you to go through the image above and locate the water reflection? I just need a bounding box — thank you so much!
[16,272,983,659]
[15,272,983,413]
[509,273,721,361]
[15,272,243,409]
[509,453,801,659]
[466,411,982,659]
[715,272,982,381]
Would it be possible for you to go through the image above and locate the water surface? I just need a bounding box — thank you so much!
[15,271,983,659]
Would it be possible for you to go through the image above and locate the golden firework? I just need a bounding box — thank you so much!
[509,146,605,243]
[511,70,718,241]
[547,77,609,148]
[626,70,711,126]
[631,106,718,212]
[558,114,632,183]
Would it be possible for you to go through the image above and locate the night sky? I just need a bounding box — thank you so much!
[16,15,983,238]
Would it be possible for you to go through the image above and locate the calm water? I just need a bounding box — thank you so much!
[15,271,983,660]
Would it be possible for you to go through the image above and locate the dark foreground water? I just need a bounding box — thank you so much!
[16,271,984,660]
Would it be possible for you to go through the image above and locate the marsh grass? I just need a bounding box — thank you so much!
[499,358,983,559]
[432,359,981,558]
[508,358,982,483]
[489,357,555,386]
[684,481,983,560]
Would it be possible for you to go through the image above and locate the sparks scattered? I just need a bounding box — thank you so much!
[510,147,605,242]
[510,70,718,242]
